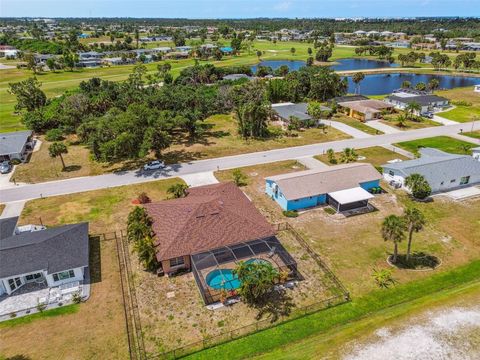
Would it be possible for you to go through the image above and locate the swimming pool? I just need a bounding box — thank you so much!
[205,269,241,290]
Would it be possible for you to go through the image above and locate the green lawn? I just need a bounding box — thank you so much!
[184,260,480,360]
[0,304,79,328]
[332,115,384,135]
[436,87,480,123]
[463,130,480,139]
[394,136,474,156]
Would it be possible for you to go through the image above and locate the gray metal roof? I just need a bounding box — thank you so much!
[0,130,32,156]
[272,103,329,121]
[0,222,89,278]
[382,148,480,183]
[0,217,18,241]
[387,94,449,106]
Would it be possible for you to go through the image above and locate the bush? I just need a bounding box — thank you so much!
[11,159,21,165]
[452,100,472,107]
[45,128,64,141]
[137,192,151,204]
[232,169,248,187]
[371,268,396,288]
[324,207,336,215]
[283,210,298,218]
[72,292,83,304]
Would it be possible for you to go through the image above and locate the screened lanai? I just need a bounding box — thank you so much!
[191,236,298,305]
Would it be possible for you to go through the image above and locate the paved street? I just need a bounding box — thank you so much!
[1,120,478,204]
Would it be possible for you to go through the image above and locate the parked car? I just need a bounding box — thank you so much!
[422,112,434,119]
[0,161,12,174]
[143,160,165,171]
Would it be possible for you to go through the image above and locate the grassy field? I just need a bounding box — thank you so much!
[12,114,349,183]
[0,178,185,359]
[253,278,480,360]
[394,136,474,156]
[437,87,480,123]
[184,260,480,360]
[381,113,441,130]
[463,130,480,139]
[331,115,383,135]
[315,146,408,168]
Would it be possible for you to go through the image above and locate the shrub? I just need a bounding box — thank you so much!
[137,192,151,204]
[72,291,83,304]
[36,303,47,312]
[371,268,396,288]
[324,207,336,215]
[283,210,298,218]
[45,128,64,141]
[452,100,472,107]
[167,183,189,198]
[11,159,21,165]
[232,168,248,187]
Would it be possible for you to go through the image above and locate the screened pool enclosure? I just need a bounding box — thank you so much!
[191,236,298,305]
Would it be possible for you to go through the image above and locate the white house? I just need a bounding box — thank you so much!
[382,148,480,193]
[0,217,89,296]
[385,89,449,114]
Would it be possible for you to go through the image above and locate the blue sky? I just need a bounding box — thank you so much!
[1,0,479,18]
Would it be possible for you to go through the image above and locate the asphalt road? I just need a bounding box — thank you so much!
[1,121,478,203]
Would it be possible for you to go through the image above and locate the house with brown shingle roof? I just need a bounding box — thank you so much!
[337,99,394,122]
[144,182,276,275]
[265,163,381,213]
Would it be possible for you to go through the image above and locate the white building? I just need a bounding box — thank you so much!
[0,218,89,296]
[382,148,480,193]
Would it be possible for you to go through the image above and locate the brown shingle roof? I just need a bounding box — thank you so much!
[338,99,393,114]
[144,182,275,262]
[266,163,381,200]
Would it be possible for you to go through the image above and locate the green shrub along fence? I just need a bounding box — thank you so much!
[152,223,350,360]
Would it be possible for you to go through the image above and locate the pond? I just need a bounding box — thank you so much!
[345,73,480,95]
[250,60,306,73]
[330,58,399,71]
[250,58,398,73]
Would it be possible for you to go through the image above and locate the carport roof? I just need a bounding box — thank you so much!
[328,187,374,205]
[0,130,32,156]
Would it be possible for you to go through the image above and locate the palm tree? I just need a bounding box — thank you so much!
[427,78,440,92]
[382,215,406,263]
[167,183,189,198]
[401,80,411,89]
[405,102,421,120]
[290,47,296,56]
[48,142,68,170]
[403,207,426,262]
[133,235,158,271]
[352,72,365,94]
[396,114,408,128]
[135,28,140,49]
[340,148,357,163]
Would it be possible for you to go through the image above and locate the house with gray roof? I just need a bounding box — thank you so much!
[0,217,89,297]
[385,89,449,114]
[272,102,330,124]
[382,148,480,193]
[265,163,381,212]
[0,130,33,162]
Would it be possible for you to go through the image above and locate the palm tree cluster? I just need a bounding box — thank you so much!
[404,173,432,200]
[127,206,158,271]
[381,206,426,264]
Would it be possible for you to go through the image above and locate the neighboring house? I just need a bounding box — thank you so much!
[271,102,330,124]
[175,46,192,52]
[0,217,89,296]
[337,99,394,121]
[382,148,480,193]
[222,73,253,81]
[265,163,381,212]
[330,95,368,104]
[144,182,276,276]
[385,89,449,114]
[472,147,480,161]
[152,47,172,54]
[0,130,34,162]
